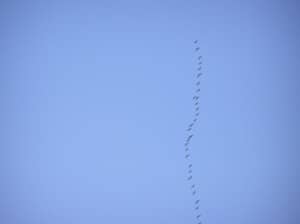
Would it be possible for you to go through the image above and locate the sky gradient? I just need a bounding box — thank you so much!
[1,0,300,223]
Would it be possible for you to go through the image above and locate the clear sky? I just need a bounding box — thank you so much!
[1,0,300,224]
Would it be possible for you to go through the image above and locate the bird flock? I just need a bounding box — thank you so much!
[184,40,203,224]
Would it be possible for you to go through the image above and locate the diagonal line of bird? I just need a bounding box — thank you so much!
[184,39,204,224]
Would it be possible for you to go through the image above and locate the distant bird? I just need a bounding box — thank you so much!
[192,190,196,195]
[189,164,193,168]
[195,47,200,51]
[195,206,199,210]
[198,56,202,59]
[197,73,202,78]
[196,81,200,86]
[196,89,200,92]
[194,40,198,44]
[193,96,199,100]
[197,215,201,219]
[195,200,200,204]
[185,154,190,159]
[187,175,192,180]
[197,67,202,70]
[195,112,199,116]
[188,169,192,173]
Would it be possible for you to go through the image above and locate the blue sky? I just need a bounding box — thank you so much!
[1,0,300,223]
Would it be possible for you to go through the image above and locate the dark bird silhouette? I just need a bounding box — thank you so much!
[187,175,192,180]
[195,200,200,204]
[195,47,200,51]
[194,40,198,44]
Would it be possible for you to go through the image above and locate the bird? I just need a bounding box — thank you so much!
[197,73,202,78]
[195,47,200,51]
[194,40,198,44]
[187,175,192,180]
[197,215,201,219]
[195,206,199,210]
[192,190,196,195]
[185,154,190,159]
[195,200,200,204]
[189,164,193,168]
